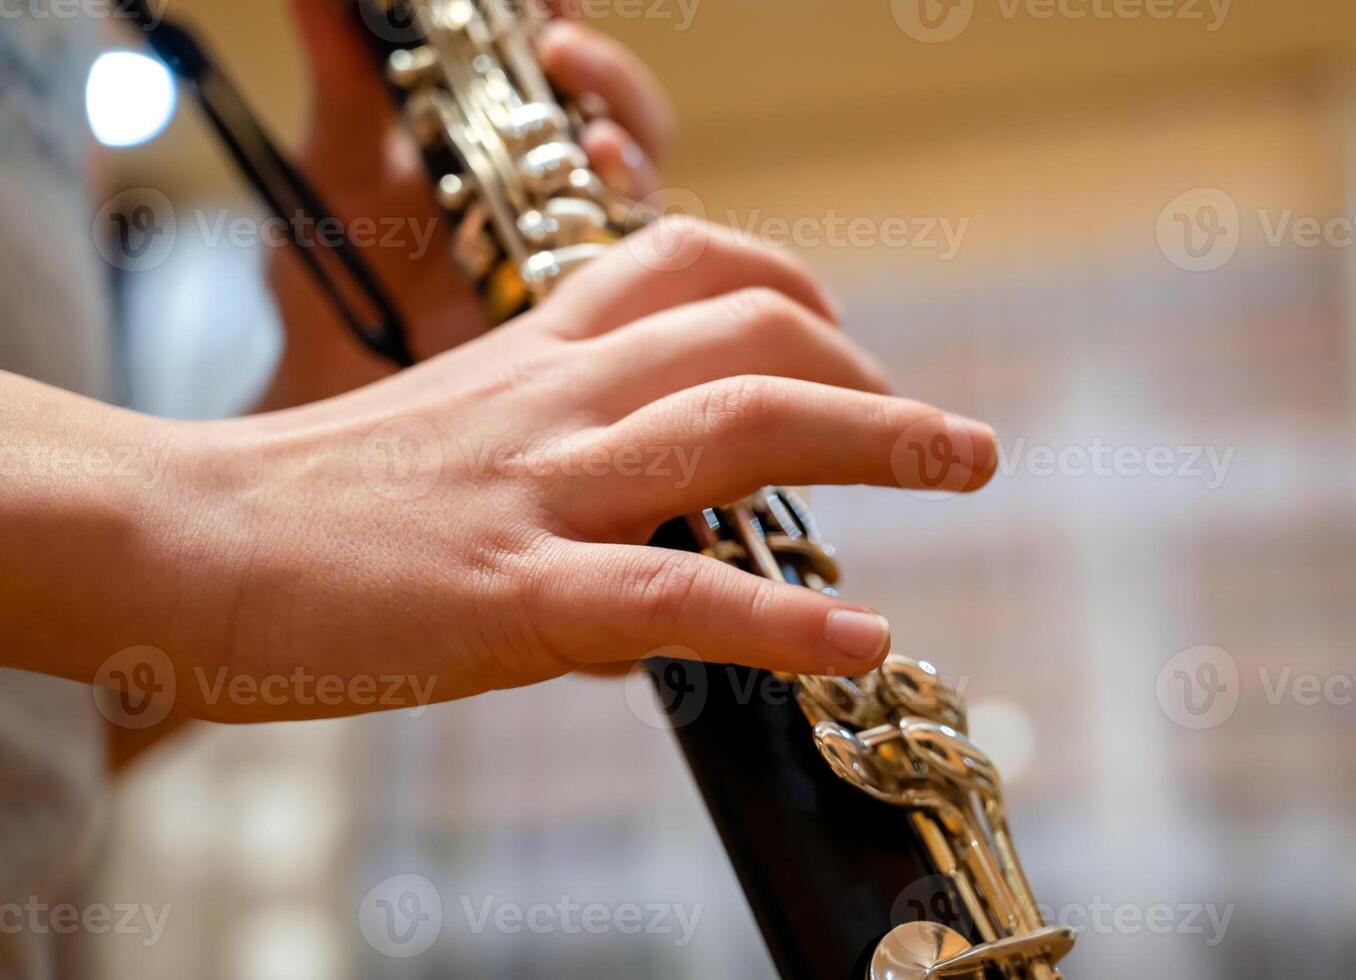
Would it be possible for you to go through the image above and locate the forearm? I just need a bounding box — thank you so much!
[0,371,227,686]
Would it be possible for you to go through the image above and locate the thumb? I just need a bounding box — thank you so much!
[543,544,893,678]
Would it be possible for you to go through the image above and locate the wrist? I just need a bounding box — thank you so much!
[29,409,290,719]
[146,409,392,722]
[138,415,307,720]
[0,394,204,684]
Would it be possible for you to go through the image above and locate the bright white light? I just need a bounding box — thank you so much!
[86,51,177,148]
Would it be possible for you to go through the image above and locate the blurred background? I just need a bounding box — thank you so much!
[53,0,1356,976]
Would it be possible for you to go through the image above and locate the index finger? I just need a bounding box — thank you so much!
[570,378,998,531]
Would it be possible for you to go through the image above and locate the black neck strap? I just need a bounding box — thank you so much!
[123,2,414,368]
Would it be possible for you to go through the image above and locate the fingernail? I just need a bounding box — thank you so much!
[600,138,657,201]
[947,414,997,486]
[825,609,891,665]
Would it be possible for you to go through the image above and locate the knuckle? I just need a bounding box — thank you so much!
[626,214,714,276]
[466,524,556,593]
[696,223,766,270]
[704,223,773,268]
[692,376,776,437]
[707,222,808,269]
[723,287,808,341]
[640,213,706,252]
[745,579,780,637]
[723,290,890,393]
[627,557,703,627]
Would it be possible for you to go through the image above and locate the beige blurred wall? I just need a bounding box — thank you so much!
[112,0,1356,204]
[95,0,1356,316]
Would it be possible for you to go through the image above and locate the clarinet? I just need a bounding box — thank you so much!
[357,3,1076,976]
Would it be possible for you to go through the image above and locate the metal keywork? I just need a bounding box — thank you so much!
[377,0,648,320]
[367,2,1074,975]
[692,490,1073,980]
[869,922,1076,980]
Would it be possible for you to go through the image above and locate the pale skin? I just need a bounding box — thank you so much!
[1,1,997,725]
